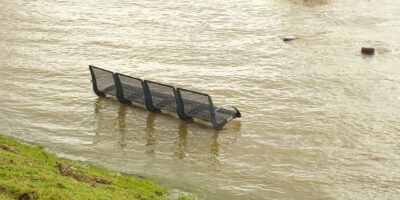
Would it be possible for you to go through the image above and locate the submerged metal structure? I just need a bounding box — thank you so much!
[89,65,241,129]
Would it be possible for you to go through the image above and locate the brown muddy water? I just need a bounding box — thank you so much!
[1,0,400,199]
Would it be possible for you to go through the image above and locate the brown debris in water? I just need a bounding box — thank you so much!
[0,144,19,154]
[56,162,112,185]
[282,36,296,42]
[361,47,375,55]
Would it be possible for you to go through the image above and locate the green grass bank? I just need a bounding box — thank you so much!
[0,134,192,200]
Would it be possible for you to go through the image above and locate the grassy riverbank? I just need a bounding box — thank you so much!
[0,134,192,200]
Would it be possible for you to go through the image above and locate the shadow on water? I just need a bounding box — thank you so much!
[92,96,244,159]
[173,121,225,164]
[92,97,238,162]
[93,97,133,149]
[118,104,128,149]
[208,131,220,167]
[174,121,188,159]
[93,97,104,146]
[145,112,156,155]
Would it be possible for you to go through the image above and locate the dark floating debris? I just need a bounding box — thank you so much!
[361,47,375,55]
[283,37,296,42]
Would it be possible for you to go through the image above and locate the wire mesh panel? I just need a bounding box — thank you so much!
[177,89,212,121]
[116,73,145,104]
[145,81,177,113]
[214,107,238,125]
[89,65,241,129]
[89,65,116,96]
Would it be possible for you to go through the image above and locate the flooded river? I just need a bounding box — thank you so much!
[1,0,400,199]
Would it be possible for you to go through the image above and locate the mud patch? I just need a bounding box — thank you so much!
[56,163,112,185]
[0,144,19,154]
[0,186,12,195]
[18,193,31,200]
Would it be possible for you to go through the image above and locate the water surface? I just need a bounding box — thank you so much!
[1,0,400,199]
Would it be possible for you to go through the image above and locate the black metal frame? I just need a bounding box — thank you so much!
[114,73,146,104]
[113,73,129,104]
[143,80,191,121]
[89,65,241,129]
[89,65,115,97]
[176,88,241,129]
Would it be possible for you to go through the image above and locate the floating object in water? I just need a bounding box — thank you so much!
[89,65,241,130]
[283,37,296,42]
[361,47,375,55]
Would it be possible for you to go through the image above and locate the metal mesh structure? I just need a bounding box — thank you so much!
[177,89,212,121]
[89,65,116,96]
[89,66,241,129]
[177,88,240,128]
[214,107,239,125]
[115,73,145,104]
[145,81,177,113]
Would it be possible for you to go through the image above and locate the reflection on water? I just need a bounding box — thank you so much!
[93,98,225,164]
[145,112,156,155]
[94,98,129,149]
[174,121,188,159]
[117,104,128,149]
[1,0,400,199]
[208,132,220,168]
[303,0,329,7]
[93,98,103,146]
